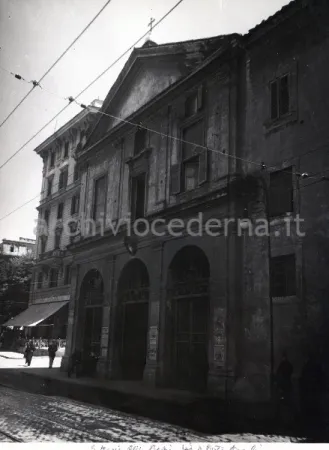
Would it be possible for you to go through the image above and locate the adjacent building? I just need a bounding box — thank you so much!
[0,237,36,258]
[2,100,103,341]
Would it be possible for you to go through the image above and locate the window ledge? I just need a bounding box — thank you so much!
[264,111,298,134]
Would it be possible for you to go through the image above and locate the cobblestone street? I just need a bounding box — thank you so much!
[0,385,303,443]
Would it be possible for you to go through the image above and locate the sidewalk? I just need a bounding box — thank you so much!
[0,351,23,359]
[0,360,283,435]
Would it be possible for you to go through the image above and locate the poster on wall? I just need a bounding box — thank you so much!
[148,326,158,361]
[214,344,225,364]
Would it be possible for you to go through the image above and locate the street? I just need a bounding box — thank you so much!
[0,384,301,443]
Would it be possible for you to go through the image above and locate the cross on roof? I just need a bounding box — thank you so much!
[148,17,155,34]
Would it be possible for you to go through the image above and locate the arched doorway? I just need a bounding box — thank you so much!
[80,269,104,357]
[167,246,210,392]
[117,259,149,380]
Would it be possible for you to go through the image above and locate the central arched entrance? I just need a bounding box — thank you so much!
[168,246,210,392]
[117,259,149,380]
[80,269,104,357]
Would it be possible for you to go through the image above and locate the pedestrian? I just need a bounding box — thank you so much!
[24,339,36,367]
[48,339,58,368]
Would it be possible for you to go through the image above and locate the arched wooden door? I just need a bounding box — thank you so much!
[168,246,210,392]
[117,259,149,380]
[80,269,104,357]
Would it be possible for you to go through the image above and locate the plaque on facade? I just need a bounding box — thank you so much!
[214,344,225,364]
[148,326,158,361]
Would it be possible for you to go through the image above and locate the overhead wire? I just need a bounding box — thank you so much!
[0,0,186,172]
[0,0,114,131]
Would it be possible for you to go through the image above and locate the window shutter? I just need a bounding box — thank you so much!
[197,85,204,110]
[198,148,208,185]
[170,164,181,195]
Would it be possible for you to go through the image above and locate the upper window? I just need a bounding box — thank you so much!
[93,176,107,222]
[185,93,198,118]
[71,194,80,216]
[269,168,293,217]
[40,236,47,254]
[73,165,80,182]
[134,127,147,156]
[44,209,50,225]
[182,120,204,192]
[270,74,290,120]
[57,203,64,220]
[59,167,68,190]
[270,254,296,297]
[64,141,69,159]
[49,151,55,169]
[10,245,14,253]
[131,174,146,221]
[54,228,62,249]
[47,177,53,197]
[49,268,59,288]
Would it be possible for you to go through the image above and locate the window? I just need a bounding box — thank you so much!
[57,203,64,220]
[131,174,146,220]
[271,74,290,120]
[64,141,69,159]
[93,176,107,222]
[49,268,59,288]
[47,177,53,197]
[64,265,71,285]
[185,94,198,117]
[59,167,68,190]
[49,151,55,169]
[71,194,80,215]
[182,120,204,192]
[37,272,43,290]
[10,245,14,253]
[73,165,79,182]
[134,127,147,156]
[40,236,47,254]
[270,254,296,297]
[54,228,62,249]
[44,209,50,225]
[269,168,293,217]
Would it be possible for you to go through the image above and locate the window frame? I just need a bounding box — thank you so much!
[71,194,80,216]
[181,118,205,193]
[269,167,294,218]
[49,268,59,288]
[57,202,64,220]
[92,175,107,224]
[270,73,290,121]
[59,167,68,190]
[63,141,69,159]
[130,172,147,221]
[270,254,296,297]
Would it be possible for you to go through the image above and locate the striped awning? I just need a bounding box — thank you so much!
[2,301,68,327]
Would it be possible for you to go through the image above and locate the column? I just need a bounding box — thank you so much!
[143,244,162,386]
[60,264,78,371]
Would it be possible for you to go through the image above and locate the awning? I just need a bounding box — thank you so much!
[2,301,69,327]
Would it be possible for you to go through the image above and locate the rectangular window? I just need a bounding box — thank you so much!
[49,152,55,169]
[44,209,50,225]
[93,176,107,222]
[40,236,47,254]
[182,120,204,192]
[59,167,68,190]
[131,174,146,220]
[270,254,296,297]
[57,203,64,220]
[64,141,69,159]
[134,128,147,156]
[71,194,80,215]
[271,74,290,120]
[73,165,79,182]
[54,229,62,249]
[47,177,53,197]
[269,168,293,217]
[37,272,43,290]
[64,265,71,285]
[49,268,59,288]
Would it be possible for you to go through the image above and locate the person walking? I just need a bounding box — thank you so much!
[48,339,58,368]
[24,339,36,367]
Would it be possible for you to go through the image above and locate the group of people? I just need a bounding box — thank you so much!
[23,338,59,368]
[275,351,326,432]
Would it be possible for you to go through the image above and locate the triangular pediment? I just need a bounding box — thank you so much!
[86,35,235,147]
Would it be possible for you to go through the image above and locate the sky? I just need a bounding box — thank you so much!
[0,0,291,242]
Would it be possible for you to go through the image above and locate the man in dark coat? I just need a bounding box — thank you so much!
[24,339,36,366]
[48,339,58,368]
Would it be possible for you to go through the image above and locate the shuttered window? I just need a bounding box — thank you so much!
[270,74,290,120]
[93,176,107,223]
